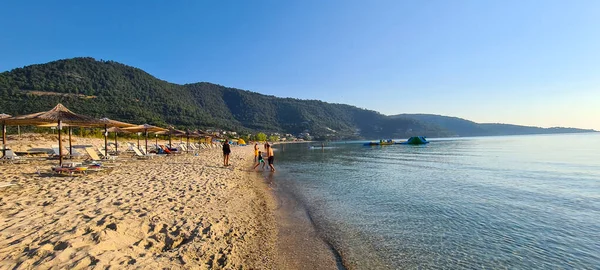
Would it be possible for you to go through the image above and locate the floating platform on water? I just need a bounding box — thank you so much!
[365,136,429,146]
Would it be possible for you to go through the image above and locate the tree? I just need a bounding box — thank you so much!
[255,132,267,142]
[268,135,279,142]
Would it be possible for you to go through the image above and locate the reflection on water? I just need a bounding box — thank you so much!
[274,134,600,269]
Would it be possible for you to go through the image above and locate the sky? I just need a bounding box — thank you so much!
[1,0,599,130]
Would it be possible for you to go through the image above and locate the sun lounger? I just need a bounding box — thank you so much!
[1,150,30,164]
[52,165,88,176]
[189,143,198,150]
[179,143,188,152]
[96,146,118,160]
[84,147,103,161]
[132,147,153,159]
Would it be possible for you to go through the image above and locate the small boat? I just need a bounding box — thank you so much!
[398,136,429,145]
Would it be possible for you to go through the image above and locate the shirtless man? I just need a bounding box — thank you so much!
[266,144,275,172]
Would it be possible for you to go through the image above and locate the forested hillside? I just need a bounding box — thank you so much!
[0,58,451,139]
[0,58,594,140]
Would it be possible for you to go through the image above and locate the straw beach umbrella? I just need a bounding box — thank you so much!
[5,104,103,166]
[107,126,131,155]
[122,124,167,153]
[99,118,136,157]
[155,127,185,148]
[1,114,11,158]
[185,129,200,152]
[37,122,83,157]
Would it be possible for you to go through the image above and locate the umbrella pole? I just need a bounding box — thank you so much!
[169,134,172,148]
[68,127,72,157]
[187,135,190,153]
[58,120,63,166]
[115,132,118,155]
[137,133,140,150]
[2,121,6,158]
[104,124,108,158]
[145,130,148,154]
[155,134,158,147]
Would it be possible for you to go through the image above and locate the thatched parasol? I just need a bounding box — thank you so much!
[184,129,201,152]
[5,104,103,166]
[107,126,131,155]
[122,124,167,153]
[99,118,136,157]
[1,114,11,158]
[155,127,185,148]
[37,122,86,157]
[193,129,213,144]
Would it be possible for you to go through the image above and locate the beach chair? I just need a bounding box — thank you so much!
[179,143,188,152]
[158,145,172,155]
[96,146,118,160]
[189,143,198,151]
[52,164,88,176]
[84,147,103,161]
[132,147,152,159]
[1,150,29,164]
[126,142,135,150]
[51,145,61,157]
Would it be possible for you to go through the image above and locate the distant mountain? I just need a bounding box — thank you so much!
[0,58,594,140]
[397,114,596,137]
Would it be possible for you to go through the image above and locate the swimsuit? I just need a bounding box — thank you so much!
[268,156,274,165]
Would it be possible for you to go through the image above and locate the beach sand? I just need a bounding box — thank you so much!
[0,134,278,269]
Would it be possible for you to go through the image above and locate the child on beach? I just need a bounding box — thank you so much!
[253,151,266,170]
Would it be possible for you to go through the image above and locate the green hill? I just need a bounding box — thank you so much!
[0,57,451,139]
[0,58,594,140]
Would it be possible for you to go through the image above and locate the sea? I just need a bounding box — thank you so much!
[271,133,600,269]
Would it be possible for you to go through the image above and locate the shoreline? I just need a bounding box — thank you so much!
[271,182,345,270]
[248,142,343,269]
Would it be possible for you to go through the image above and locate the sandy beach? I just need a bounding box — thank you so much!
[0,134,278,269]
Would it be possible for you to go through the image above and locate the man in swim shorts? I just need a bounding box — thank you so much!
[266,144,275,172]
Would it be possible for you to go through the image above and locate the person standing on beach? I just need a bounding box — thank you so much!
[254,143,259,162]
[222,140,231,166]
[266,144,275,172]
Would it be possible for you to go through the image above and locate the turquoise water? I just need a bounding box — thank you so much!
[272,134,600,269]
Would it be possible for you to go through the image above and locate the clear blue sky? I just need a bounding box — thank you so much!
[1,0,599,130]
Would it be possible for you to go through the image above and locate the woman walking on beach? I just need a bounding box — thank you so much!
[266,144,275,172]
[222,140,231,166]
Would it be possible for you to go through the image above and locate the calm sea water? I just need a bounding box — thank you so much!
[272,133,600,269]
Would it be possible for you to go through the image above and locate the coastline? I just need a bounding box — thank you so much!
[248,142,343,269]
